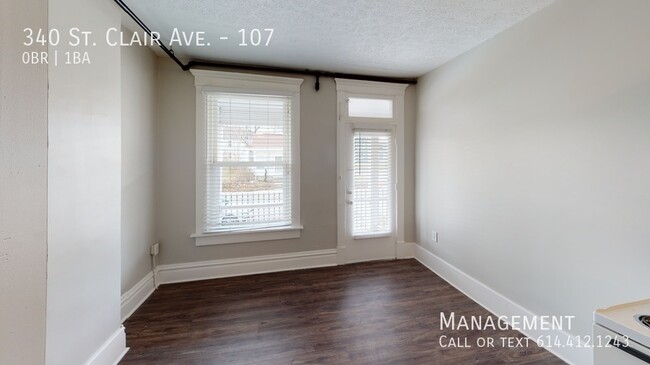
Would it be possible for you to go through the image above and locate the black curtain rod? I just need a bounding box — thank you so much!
[113,0,417,90]
[114,0,187,70]
[186,60,417,87]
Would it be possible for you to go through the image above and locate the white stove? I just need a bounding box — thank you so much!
[594,299,650,365]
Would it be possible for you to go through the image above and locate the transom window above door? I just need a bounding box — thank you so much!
[348,97,394,119]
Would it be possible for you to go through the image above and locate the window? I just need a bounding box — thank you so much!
[352,129,394,237]
[205,92,293,232]
[348,97,393,118]
[191,70,303,245]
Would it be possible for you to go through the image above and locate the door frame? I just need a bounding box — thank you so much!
[335,79,407,264]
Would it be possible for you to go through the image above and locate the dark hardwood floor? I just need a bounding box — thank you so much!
[122,259,565,365]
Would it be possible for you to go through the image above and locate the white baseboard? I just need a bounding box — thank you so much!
[121,246,418,330]
[157,249,339,285]
[396,241,416,259]
[121,272,156,322]
[84,326,128,365]
[414,244,592,365]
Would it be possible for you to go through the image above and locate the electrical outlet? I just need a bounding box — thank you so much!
[431,231,439,243]
[150,242,160,256]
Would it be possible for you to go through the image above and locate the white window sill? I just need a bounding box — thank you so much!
[353,232,393,240]
[191,225,303,246]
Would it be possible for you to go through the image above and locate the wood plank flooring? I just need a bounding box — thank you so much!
[121,259,565,364]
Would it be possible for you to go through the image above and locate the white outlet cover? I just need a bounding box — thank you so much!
[431,231,438,243]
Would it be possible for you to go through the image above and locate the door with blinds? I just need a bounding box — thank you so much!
[343,125,396,262]
[336,80,406,263]
[340,96,398,263]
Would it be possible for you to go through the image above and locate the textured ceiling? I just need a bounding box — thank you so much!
[123,0,555,78]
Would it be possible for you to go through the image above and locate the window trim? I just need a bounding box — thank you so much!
[191,70,303,245]
[191,225,304,246]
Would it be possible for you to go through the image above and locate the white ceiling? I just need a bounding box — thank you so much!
[124,0,554,78]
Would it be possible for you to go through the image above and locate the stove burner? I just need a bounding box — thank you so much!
[636,315,650,329]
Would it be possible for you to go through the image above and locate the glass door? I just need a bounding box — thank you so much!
[342,123,396,263]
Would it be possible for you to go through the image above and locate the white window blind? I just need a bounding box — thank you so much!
[203,92,293,233]
[352,129,394,237]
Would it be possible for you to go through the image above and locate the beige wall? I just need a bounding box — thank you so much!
[46,0,125,363]
[121,31,158,294]
[0,1,48,363]
[416,0,650,344]
[156,57,416,265]
[404,85,416,244]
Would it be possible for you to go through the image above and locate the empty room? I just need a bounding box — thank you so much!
[2,0,649,364]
